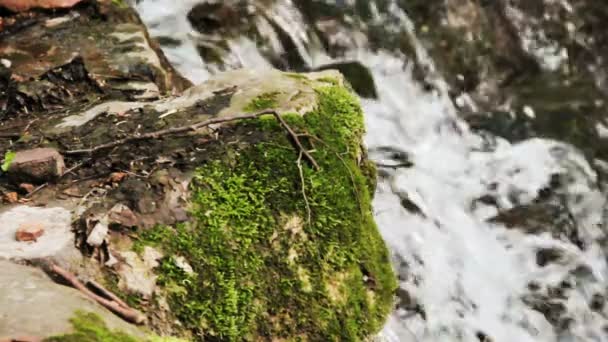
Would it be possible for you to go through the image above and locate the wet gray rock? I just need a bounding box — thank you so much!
[0,205,74,260]
[0,260,143,339]
[315,61,378,98]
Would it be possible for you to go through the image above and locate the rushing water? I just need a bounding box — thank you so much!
[136,1,608,341]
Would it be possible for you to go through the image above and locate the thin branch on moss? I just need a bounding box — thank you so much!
[47,263,146,325]
[64,109,275,155]
[297,152,312,224]
[273,113,320,170]
[301,133,364,216]
[64,109,320,170]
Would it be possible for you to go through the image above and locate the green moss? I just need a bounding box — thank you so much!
[360,158,378,195]
[44,311,139,342]
[316,77,340,86]
[138,86,396,341]
[44,311,188,342]
[243,91,280,112]
[285,73,309,81]
[1,150,15,172]
[111,0,129,8]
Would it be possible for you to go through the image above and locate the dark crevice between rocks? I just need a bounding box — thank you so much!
[488,172,586,250]
[315,61,378,99]
[536,247,563,267]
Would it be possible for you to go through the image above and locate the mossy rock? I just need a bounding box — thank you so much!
[44,311,144,342]
[44,311,186,342]
[136,83,396,340]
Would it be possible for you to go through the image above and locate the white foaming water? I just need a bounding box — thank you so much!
[365,50,607,342]
[135,1,608,341]
[136,0,211,84]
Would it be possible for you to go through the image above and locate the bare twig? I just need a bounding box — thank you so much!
[64,109,320,169]
[65,109,276,155]
[296,152,312,224]
[48,263,145,325]
[24,183,47,198]
[87,280,130,309]
[273,113,320,170]
[23,118,39,133]
[61,159,90,178]
[0,118,39,140]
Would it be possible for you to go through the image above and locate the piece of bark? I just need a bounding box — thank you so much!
[3,192,18,203]
[87,280,130,309]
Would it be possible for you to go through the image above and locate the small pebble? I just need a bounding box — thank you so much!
[15,222,45,242]
[0,58,11,68]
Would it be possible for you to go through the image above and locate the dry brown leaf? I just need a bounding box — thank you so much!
[4,192,18,203]
[108,172,128,183]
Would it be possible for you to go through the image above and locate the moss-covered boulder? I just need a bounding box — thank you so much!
[134,81,395,341]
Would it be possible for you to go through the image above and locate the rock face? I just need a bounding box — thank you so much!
[0,260,143,339]
[0,0,190,122]
[0,1,396,341]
